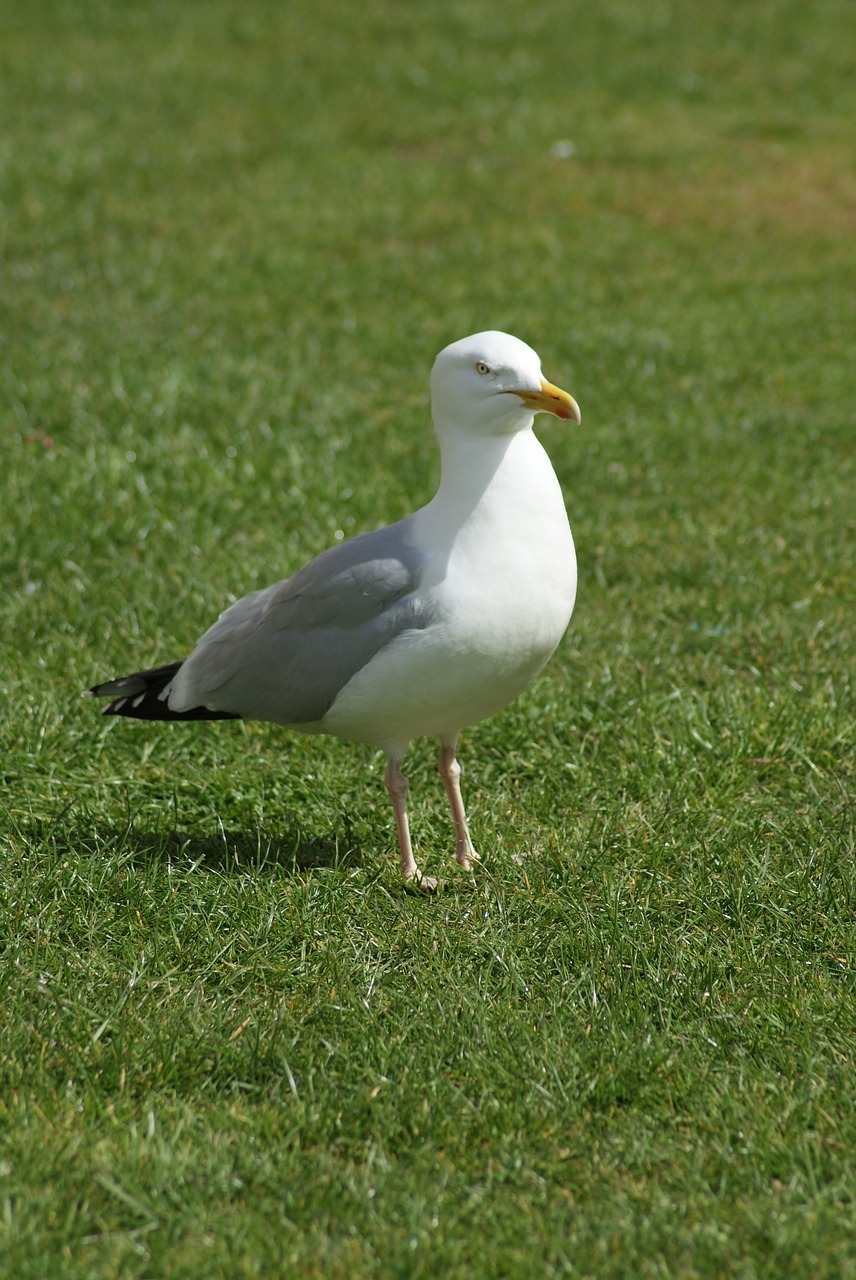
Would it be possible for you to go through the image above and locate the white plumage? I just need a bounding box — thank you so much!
[88,331,581,890]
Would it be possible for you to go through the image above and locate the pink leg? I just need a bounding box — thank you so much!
[438,741,479,871]
[385,757,437,892]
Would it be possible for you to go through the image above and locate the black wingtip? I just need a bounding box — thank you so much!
[87,660,240,722]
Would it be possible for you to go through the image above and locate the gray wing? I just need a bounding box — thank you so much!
[168,517,438,724]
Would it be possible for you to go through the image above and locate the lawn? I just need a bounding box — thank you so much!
[1,1,854,1276]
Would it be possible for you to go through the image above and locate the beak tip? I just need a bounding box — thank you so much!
[539,378,581,425]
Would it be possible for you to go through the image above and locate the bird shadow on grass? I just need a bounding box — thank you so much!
[25,811,365,878]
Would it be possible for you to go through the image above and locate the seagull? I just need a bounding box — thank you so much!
[87,331,581,890]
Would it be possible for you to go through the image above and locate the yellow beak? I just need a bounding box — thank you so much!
[508,378,581,424]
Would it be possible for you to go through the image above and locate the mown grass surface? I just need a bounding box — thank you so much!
[2,1,854,1276]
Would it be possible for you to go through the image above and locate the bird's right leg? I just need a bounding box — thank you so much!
[438,739,479,871]
[384,757,437,892]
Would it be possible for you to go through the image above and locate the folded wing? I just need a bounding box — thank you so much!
[168,518,437,725]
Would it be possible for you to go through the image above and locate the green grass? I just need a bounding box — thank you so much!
[2,0,855,1276]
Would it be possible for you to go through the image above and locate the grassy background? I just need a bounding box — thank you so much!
[2,0,854,1275]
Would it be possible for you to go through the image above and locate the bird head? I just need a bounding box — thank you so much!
[430,331,580,439]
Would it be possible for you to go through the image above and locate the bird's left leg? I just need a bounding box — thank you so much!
[385,756,437,892]
[438,738,479,871]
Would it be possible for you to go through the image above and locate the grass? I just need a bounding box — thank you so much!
[1,0,855,1275]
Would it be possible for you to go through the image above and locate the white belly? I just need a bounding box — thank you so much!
[323,517,576,752]
[321,425,576,753]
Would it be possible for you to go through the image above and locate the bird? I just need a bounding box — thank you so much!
[87,331,581,890]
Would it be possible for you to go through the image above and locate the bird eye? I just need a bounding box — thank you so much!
[475,361,491,376]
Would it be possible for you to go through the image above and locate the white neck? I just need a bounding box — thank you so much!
[412,423,570,565]
[434,424,523,513]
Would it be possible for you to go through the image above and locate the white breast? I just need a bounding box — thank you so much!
[322,428,576,754]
